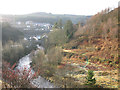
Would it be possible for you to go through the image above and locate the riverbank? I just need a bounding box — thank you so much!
[16,46,57,88]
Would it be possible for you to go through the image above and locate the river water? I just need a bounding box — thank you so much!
[16,45,56,88]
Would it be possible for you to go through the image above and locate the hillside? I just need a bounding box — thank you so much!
[2,12,91,24]
[60,8,118,88]
[64,8,118,69]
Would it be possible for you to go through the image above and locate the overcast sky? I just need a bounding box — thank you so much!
[0,0,119,15]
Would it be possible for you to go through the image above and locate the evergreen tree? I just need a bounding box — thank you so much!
[53,22,58,29]
[85,70,96,85]
[64,20,74,40]
[58,19,63,29]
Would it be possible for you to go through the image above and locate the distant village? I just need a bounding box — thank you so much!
[1,17,54,41]
[15,21,53,31]
[14,21,54,41]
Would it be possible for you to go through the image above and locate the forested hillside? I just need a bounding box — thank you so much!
[2,22,24,45]
[64,8,118,69]
[74,8,118,38]
[2,12,91,24]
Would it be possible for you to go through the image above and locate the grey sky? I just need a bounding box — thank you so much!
[0,0,119,15]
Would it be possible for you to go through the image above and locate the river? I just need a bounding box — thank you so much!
[15,45,56,88]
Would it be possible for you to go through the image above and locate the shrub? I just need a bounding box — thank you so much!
[98,72,109,76]
[47,47,62,65]
[2,61,39,88]
[32,47,62,78]
[2,40,38,65]
[85,70,96,86]
[2,41,24,65]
